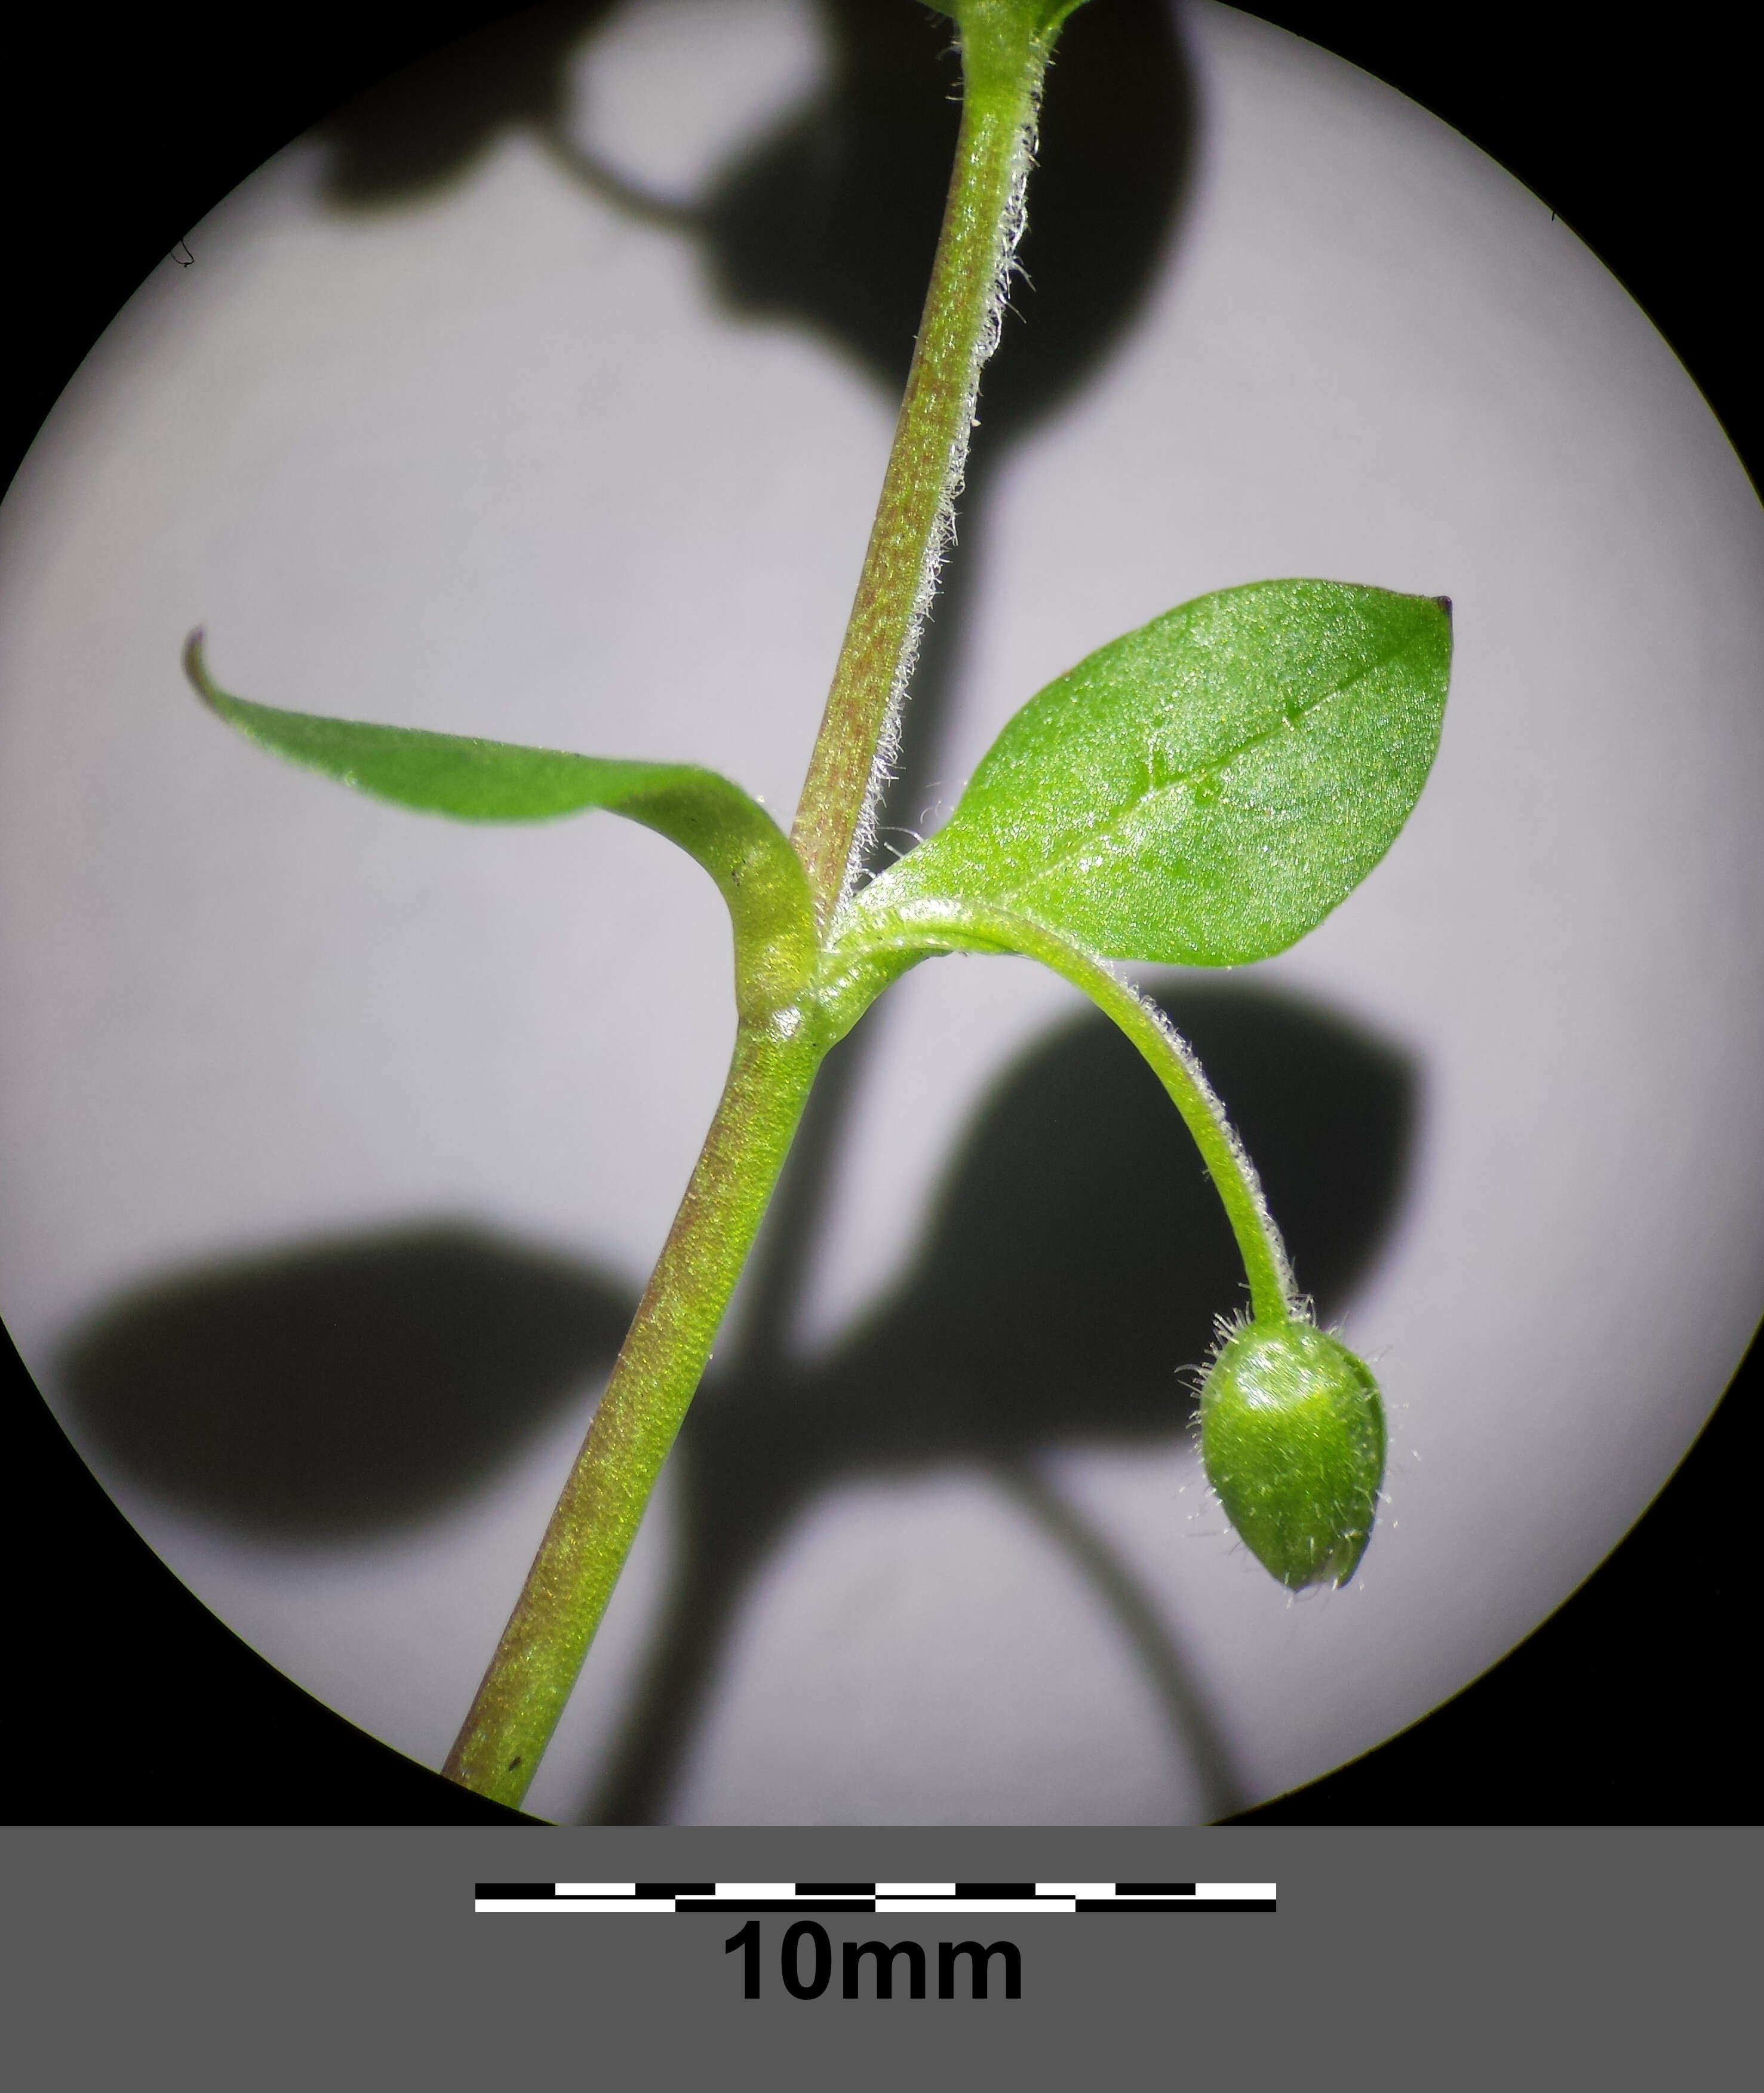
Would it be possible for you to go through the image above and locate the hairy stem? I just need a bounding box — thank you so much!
[444,1021,822,1806]
[789,38,1050,929]
[444,8,1069,1807]
[828,902,1296,1324]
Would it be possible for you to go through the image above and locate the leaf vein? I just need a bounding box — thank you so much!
[982,635,1418,906]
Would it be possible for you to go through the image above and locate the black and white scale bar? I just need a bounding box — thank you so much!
[474,1882,1276,1914]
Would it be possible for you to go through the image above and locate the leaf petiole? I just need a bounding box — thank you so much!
[820,898,1295,1325]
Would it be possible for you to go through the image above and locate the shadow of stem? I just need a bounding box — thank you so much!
[57,1,1413,1819]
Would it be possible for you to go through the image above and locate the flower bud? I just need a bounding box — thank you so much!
[1198,1321,1386,1589]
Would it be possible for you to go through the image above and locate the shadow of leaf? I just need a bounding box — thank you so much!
[316,1,623,208]
[99,4,1408,1818]
[698,0,1192,431]
[316,0,1192,442]
[585,975,1418,1820]
[55,1224,635,1539]
[53,977,1415,1822]
[832,977,1414,1443]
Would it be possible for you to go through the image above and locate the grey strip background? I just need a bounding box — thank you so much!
[8,1825,1751,2085]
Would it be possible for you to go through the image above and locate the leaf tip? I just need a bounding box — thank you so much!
[183,627,220,710]
[1432,595,1453,621]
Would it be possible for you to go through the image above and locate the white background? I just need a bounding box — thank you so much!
[2,0,1760,1821]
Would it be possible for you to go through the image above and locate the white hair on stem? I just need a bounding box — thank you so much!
[840,81,1044,909]
[1125,971,1301,1312]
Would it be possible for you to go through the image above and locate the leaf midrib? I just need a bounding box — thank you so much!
[930,632,1421,908]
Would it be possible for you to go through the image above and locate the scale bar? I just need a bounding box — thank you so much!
[476,1881,1274,1915]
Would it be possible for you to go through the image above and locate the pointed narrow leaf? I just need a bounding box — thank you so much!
[186,634,815,1000]
[847,581,1451,965]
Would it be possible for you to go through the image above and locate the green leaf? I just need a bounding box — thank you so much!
[186,633,816,1017]
[843,580,1451,965]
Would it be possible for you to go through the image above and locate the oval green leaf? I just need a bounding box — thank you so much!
[846,580,1451,965]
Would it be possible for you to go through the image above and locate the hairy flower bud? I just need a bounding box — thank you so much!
[1199,1321,1387,1589]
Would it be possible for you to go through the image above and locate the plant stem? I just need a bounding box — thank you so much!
[443,12,1065,1808]
[443,1020,822,1806]
[1013,945,1295,1324]
[830,901,1296,1324]
[789,39,1049,929]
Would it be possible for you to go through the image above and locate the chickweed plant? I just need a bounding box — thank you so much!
[185,0,1452,1809]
